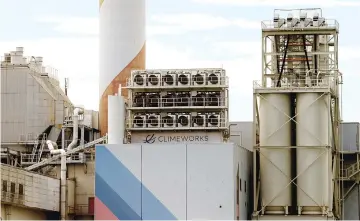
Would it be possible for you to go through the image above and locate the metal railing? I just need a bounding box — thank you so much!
[21,152,87,165]
[25,136,107,171]
[127,116,229,131]
[261,19,339,31]
[126,75,229,89]
[128,94,228,109]
[340,161,360,180]
[254,75,338,91]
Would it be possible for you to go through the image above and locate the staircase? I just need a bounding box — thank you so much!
[30,133,47,163]
[340,161,360,180]
[21,133,48,166]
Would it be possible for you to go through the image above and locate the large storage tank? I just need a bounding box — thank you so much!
[296,93,330,214]
[259,94,292,214]
[99,0,146,136]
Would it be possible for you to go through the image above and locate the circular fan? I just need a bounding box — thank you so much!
[134,116,144,127]
[148,95,159,107]
[193,73,205,85]
[163,94,175,107]
[162,74,174,85]
[178,95,189,106]
[193,116,204,126]
[207,94,219,106]
[178,74,189,85]
[147,116,158,127]
[208,115,219,126]
[134,74,144,85]
[134,96,144,107]
[193,94,205,106]
[178,116,189,126]
[208,73,219,84]
[148,74,159,85]
[163,116,174,126]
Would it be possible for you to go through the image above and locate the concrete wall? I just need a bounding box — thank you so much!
[1,204,47,220]
[95,143,251,220]
[1,164,60,212]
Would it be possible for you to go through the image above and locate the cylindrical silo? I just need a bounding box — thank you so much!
[99,0,146,136]
[296,93,330,214]
[259,94,292,214]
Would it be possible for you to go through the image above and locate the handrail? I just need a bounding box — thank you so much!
[340,160,360,180]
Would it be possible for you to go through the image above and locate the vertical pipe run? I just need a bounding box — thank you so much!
[290,93,297,214]
[67,108,84,151]
[60,151,67,220]
[46,140,67,220]
[276,35,290,87]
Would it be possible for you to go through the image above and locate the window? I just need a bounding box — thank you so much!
[240,179,242,191]
[19,184,24,195]
[10,182,15,194]
[245,180,247,193]
[2,180,7,192]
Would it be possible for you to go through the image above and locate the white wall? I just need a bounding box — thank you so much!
[142,144,186,219]
[186,143,236,220]
[98,143,251,220]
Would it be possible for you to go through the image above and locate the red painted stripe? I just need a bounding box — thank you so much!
[95,196,119,220]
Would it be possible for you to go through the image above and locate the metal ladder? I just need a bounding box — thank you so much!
[37,134,47,163]
[30,133,47,163]
[30,135,40,162]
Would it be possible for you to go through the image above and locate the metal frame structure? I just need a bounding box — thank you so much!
[252,8,343,220]
[125,68,230,143]
[24,135,107,171]
[339,140,360,219]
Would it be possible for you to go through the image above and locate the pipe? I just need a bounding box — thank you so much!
[67,107,84,151]
[46,140,67,220]
[60,150,67,221]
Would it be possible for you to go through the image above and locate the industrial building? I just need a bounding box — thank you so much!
[253,8,342,220]
[1,5,360,221]
[0,47,105,220]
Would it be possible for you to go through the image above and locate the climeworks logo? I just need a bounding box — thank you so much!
[143,134,209,144]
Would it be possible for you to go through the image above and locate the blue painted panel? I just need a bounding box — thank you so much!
[95,145,177,220]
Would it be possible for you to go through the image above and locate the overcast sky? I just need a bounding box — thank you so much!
[0,0,359,122]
